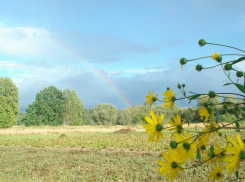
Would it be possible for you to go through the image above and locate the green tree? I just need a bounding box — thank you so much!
[116,109,132,126]
[62,89,83,126]
[0,77,20,128]
[21,86,64,126]
[82,108,95,125]
[91,103,118,126]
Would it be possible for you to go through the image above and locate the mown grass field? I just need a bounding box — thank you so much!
[0,124,244,182]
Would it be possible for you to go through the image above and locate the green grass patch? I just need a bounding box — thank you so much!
[0,130,244,181]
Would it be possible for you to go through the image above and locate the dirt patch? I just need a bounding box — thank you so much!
[114,128,136,133]
[59,134,67,139]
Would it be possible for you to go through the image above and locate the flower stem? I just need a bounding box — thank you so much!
[206,43,245,53]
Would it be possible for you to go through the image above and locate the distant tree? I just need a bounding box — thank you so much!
[82,108,95,125]
[21,86,64,126]
[62,89,83,126]
[116,109,132,126]
[0,77,20,128]
[91,103,118,126]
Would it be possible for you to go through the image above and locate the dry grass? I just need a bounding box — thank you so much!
[0,123,209,136]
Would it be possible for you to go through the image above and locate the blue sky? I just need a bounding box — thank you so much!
[1,0,245,112]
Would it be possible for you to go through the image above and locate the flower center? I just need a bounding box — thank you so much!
[171,161,178,168]
[170,141,178,149]
[216,172,221,177]
[177,124,182,130]
[171,96,176,102]
[201,145,206,150]
[152,97,157,102]
[240,151,245,160]
[183,142,190,150]
[156,124,163,131]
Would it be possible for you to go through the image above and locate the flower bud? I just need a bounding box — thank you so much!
[177,83,181,89]
[208,90,216,98]
[224,63,232,71]
[216,56,222,62]
[236,71,244,78]
[196,64,203,72]
[180,58,187,65]
[182,84,185,88]
[223,103,228,110]
[167,87,170,90]
[198,39,206,46]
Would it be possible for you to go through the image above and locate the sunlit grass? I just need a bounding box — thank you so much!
[0,125,244,181]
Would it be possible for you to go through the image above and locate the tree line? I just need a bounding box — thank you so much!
[1,77,245,128]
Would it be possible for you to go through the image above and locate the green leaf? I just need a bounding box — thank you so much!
[189,94,201,104]
[236,170,239,178]
[236,129,241,133]
[225,134,228,141]
[193,169,196,176]
[235,120,240,128]
[223,83,245,94]
[215,110,219,123]
[210,145,214,158]
[189,91,197,95]
[240,107,245,111]
[223,83,232,86]
[231,57,245,66]
[197,148,201,161]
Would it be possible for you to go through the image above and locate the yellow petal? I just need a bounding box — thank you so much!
[145,128,156,134]
[150,110,157,122]
[236,134,244,150]
[144,115,156,126]
[227,135,240,151]
[225,145,239,155]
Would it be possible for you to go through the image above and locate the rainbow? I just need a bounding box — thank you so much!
[53,38,132,108]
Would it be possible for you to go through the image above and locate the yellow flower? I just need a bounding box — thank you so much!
[199,106,214,122]
[143,110,165,143]
[145,91,159,106]
[202,143,224,165]
[177,133,197,162]
[158,148,184,181]
[197,135,209,154]
[223,134,245,174]
[201,120,220,138]
[212,52,220,60]
[208,163,225,182]
[168,113,186,141]
[163,89,176,110]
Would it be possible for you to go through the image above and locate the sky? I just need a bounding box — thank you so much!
[1,0,245,113]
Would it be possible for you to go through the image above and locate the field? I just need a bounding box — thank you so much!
[0,124,244,182]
